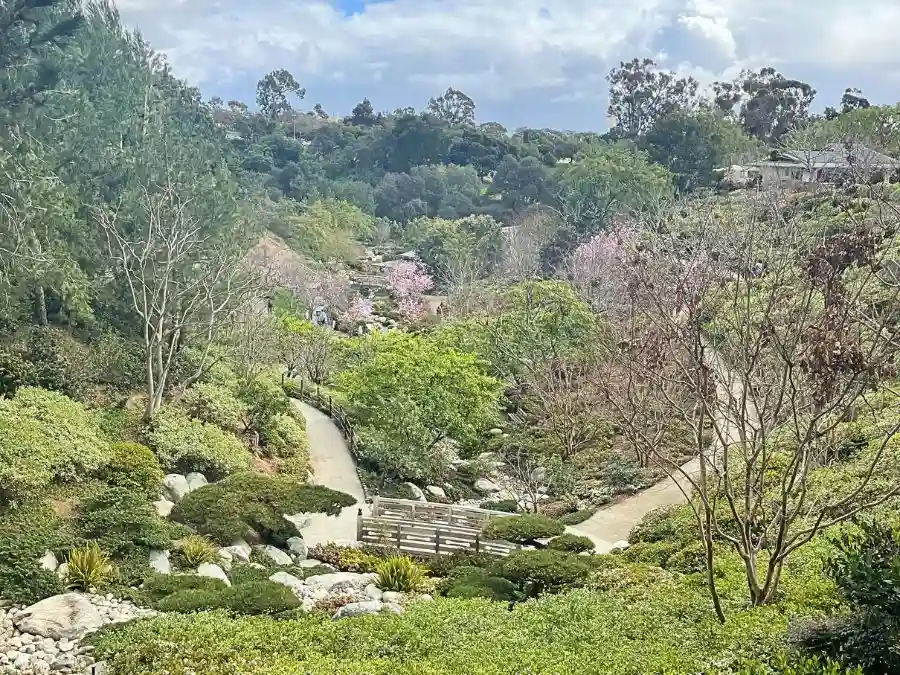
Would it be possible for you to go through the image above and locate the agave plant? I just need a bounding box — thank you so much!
[179,534,219,567]
[66,542,113,591]
[375,556,427,593]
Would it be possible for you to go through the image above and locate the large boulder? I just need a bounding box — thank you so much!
[268,572,305,590]
[15,594,103,640]
[305,572,376,592]
[425,485,446,499]
[254,545,292,567]
[161,474,191,503]
[38,551,58,572]
[474,478,501,493]
[332,600,383,619]
[196,563,230,586]
[153,498,175,518]
[282,513,312,532]
[403,483,426,502]
[185,472,208,492]
[286,537,308,560]
[148,550,170,575]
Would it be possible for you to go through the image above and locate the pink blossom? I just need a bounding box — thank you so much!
[387,260,433,322]
[568,224,637,312]
[343,296,374,324]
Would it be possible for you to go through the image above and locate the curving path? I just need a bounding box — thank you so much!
[292,400,368,547]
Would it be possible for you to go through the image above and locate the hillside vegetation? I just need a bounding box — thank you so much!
[1,1,899,674]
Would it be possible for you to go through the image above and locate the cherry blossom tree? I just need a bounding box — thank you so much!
[566,221,637,315]
[387,260,433,322]
[343,296,374,328]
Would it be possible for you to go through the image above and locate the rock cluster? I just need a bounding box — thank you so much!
[0,593,156,674]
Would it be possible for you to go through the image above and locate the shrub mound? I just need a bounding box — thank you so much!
[482,514,565,546]
[100,442,164,496]
[558,508,597,526]
[478,499,519,513]
[438,567,520,602]
[424,551,500,578]
[155,580,300,615]
[499,550,591,596]
[171,473,356,545]
[181,383,243,429]
[547,534,595,553]
[146,406,252,479]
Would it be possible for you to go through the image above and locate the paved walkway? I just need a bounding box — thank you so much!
[292,400,367,546]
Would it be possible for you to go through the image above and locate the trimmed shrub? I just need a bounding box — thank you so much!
[75,487,185,557]
[0,506,66,604]
[155,580,300,616]
[228,564,272,585]
[483,514,565,546]
[547,534,594,553]
[0,386,110,505]
[171,473,356,545]
[282,379,302,399]
[479,499,520,513]
[375,556,427,592]
[146,406,252,480]
[142,573,228,602]
[94,406,144,443]
[181,383,243,430]
[441,570,520,602]
[238,376,291,436]
[424,551,500,578]
[100,442,164,497]
[66,542,113,591]
[263,413,309,459]
[558,508,597,526]
[0,347,34,396]
[499,549,591,596]
[628,505,696,545]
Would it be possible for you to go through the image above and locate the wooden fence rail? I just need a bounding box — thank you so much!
[371,497,514,530]
[358,515,520,558]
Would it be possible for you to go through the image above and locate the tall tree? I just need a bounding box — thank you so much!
[345,98,379,126]
[256,69,305,120]
[426,87,476,126]
[606,58,699,137]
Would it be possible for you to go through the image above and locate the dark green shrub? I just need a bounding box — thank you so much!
[25,327,90,399]
[439,567,520,602]
[665,541,708,574]
[94,406,144,443]
[558,508,597,526]
[479,499,520,513]
[0,347,34,396]
[483,514,564,546]
[155,580,300,615]
[100,442,164,497]
[142,573,229,602]
[238,377,291,436]
[76,488,186,556]
[181,383,243,429]
[171,473,356,545]
[424,551,500,577]
[499,549,591,596]
[618,540,681,568]
[547,534,594,553]
[297,564,337,580]
[730,653,863,674]
[229,565,272,585]
[0,507,66,603]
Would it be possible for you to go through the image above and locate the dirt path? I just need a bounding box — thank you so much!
[292,400,368,546]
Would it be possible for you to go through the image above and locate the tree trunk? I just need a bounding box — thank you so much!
[35,285,48,326]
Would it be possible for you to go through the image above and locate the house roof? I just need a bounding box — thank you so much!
[771,145,898,170]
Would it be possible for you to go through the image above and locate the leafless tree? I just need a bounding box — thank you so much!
[498,207,558,281]
[600,188,900,619]
[97,185,254,418]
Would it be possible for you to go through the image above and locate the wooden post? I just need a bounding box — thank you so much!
[475,532,480,553]
[411,502,417,522]
[328,395,333,416]
[435,530,441,555]
[356,508,363,542]
[395,521,402,550]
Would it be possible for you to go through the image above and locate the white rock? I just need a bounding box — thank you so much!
[222,545,250,564]
[285,537,308,560]
[425,485,446,499]
[610,540,630,552]
[15,594,103,640]
[296,559,331,570]
[305,572,376,592]
[148,550,170,575]
[196,563,230,586]
[217,549,233,570]
[254,545,292,567]
[475,478,501,493]
[268,572,305,590]
[13,653,30,669]
[364,584,383,601]
[530,466,548,483]
[55,563,68,582]
[153,498,175,518]
[161,474,191,503]
[282,513,312,532]
[248,562,266,570]
[417,594,434,601]
[403,483,426,502]
[185,472,208,492]
[478,451,499,460]
[381,590,404,603]
[37,551,58,573]
[383,602,405,615]
[332,600,383,619]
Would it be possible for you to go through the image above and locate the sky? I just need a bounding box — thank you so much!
[117,0,900,132]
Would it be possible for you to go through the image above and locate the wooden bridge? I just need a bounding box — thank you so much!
[357,497,520,557]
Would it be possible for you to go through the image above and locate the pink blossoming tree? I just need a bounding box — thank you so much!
[387,260,433,322]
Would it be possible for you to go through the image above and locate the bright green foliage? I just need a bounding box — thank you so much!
[499,550,592,595]
[263,413,309,459]
[437,566,520,602]
[306,544,381,572]
[482,514,564,545]
[424,551,500,578]
[375,556,427,592]
[66,542,113,591]
[478,499,520,513]
[239,376,292,437]
[88,584,795,674]
[155,581,301,616]
[730,654,863,674]
[0,386,110,505]
[336,331,502,482]
[146,406,252,480]
[171,473,356,545]
[178,535,220,568]
[558,508,597,526]
[272,199,370,261]
[547,534,595,553]
[100,442,164,497]
[94,406,144,443]
[75,488,185,557]
[181,383,243,430]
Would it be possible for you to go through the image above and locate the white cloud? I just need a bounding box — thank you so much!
[115,0,900,117]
